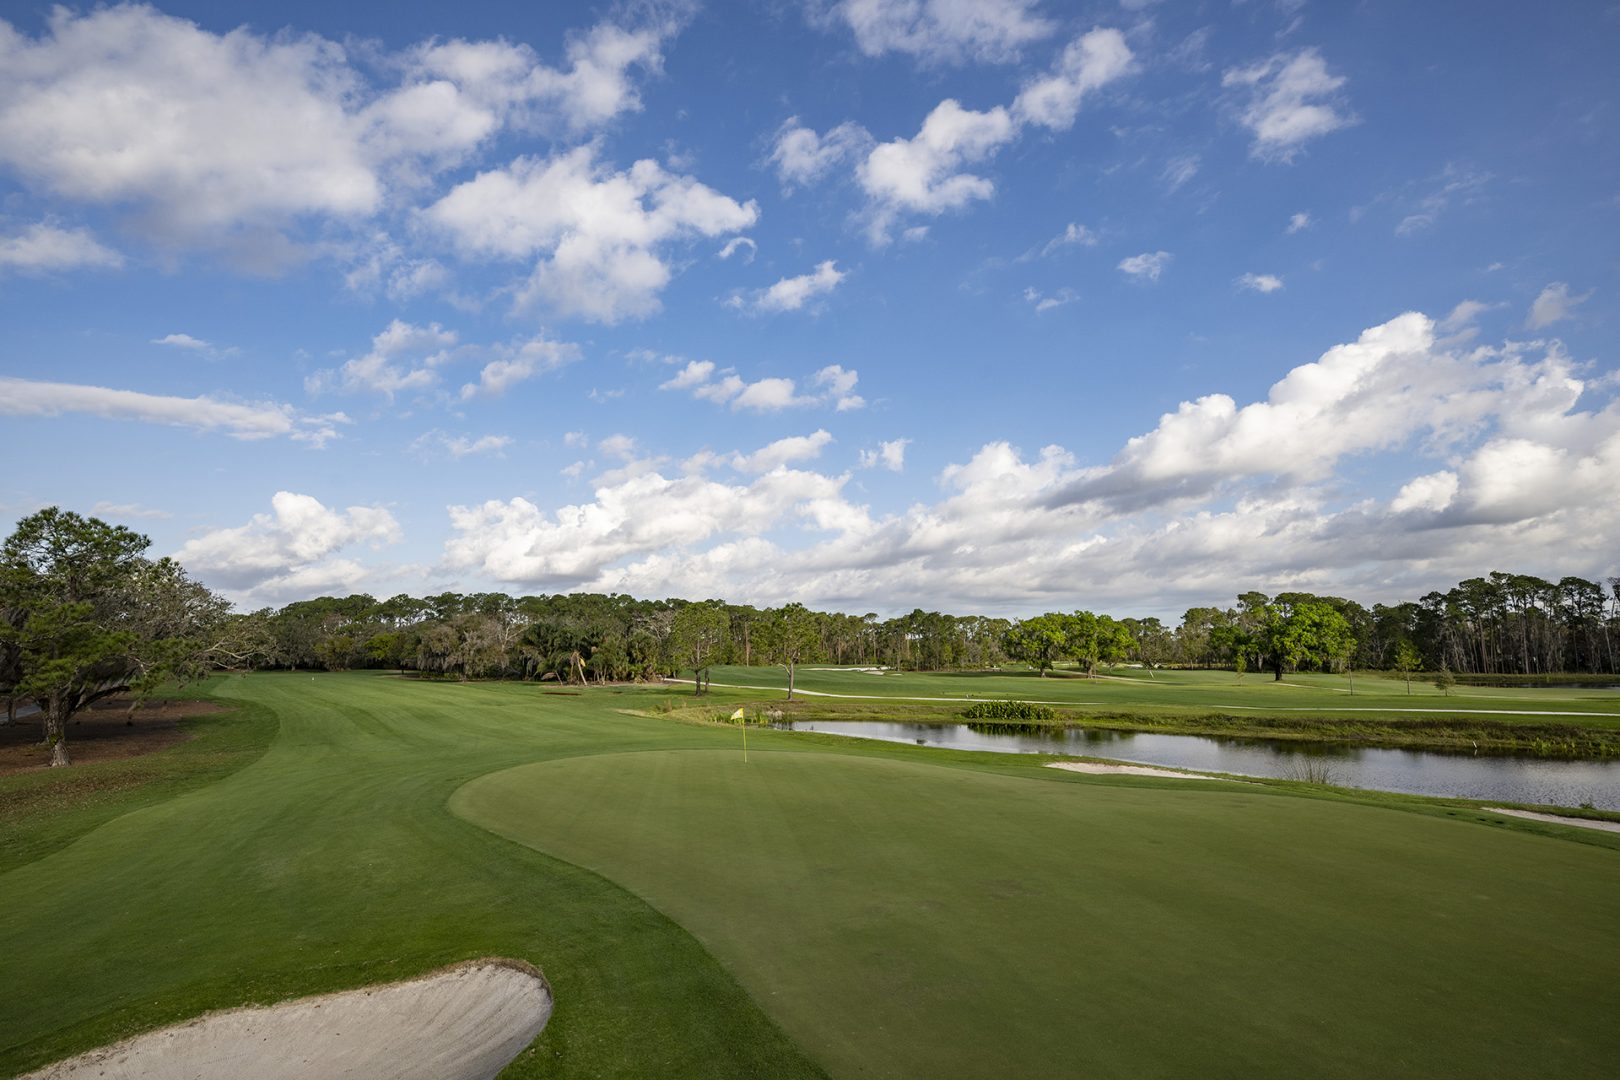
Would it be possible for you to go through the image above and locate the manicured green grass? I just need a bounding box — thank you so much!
[694,664,1620,754]
[3,671,1616,1079]
[0,674,823,1078]
[458,747,1620,1079]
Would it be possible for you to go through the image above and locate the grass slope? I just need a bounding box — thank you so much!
[0,674,823,1079]
[458,747,1620,1079]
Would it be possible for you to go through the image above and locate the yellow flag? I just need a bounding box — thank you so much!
[730,708,745,721]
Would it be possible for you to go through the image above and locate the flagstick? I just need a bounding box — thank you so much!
[742,713,748,763]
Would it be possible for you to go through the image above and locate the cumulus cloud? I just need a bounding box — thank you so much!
[0,376,345,445]
[1236,273,1283,293]
[817,0,1054,65]
[459,334,579,399]
[306,320,458,398]
[859,438,910,472]
[1012,28,1134,130]
[176,491,402,603]
[1223,48,1353,161]
[0,5,679,259]
[1527,282,1592,329]
[0,221,123,273]
[660,360,864,412]
[731,430,835,473]
[439,312,1620,613]
[854,27,1132,242]
[768,118,872,190]
[736,260,846,313]
[1118,251,1171,281]
[1285,211,1312,234]
[425,146,757,322]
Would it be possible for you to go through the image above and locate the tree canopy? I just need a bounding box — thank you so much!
[1,508,229,766]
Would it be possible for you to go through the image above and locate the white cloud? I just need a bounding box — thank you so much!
[815,364,867,411]
[717,236,757,261]
[1527,282,1592,329]
[827,27,1131,242]
[459,334,579,399]
[1118,251,1171,281]
[1011,28,1134,130]
[306,320,458,398]
[425,146,757,322]
[442,312,1620,614]
[1039,222,1098,256]
[768,118,872,190]
[742,260,847,313]
[857,99,1017,243]
[0,221,123,273]
[1161,154,1200,193]
[731,430,835,473]
[1223,48,1353,161]
[859,438,910,472]
[151,333,210,351]
[821,0,1054,65]
[91,501,171,520]
[1236,272,1284,293]
[0,6,678,256]
[1286,211,1312,234]
[1023,285,1078,312]
[1394,167,1490,236]
[661,361,864,412]
[1438,299,1493,334]
[176,491,402,603]
[0,376,344,445]
[1390,471,1458,514]
[412,430,514,459]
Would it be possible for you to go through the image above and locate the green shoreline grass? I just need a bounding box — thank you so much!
[3,672,1616,1078]
[721,696,1620,756]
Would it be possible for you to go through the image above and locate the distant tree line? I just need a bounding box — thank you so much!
[214,571,1620,686]
[7,507,1618,770]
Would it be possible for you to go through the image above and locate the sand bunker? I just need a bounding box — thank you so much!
[1046,761,1219,780]
[25,959,552,1080]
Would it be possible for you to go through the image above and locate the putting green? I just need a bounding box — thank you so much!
[456,748,1620,1079]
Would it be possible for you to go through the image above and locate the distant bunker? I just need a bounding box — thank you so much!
[25,960,552,1080]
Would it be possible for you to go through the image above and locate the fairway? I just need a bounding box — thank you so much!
[3,672,1618,1079]
[457,748,1620,1078]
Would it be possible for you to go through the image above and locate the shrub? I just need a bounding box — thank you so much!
[961,700,1056,722]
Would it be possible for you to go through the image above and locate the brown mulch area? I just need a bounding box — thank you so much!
[0,698,224,775]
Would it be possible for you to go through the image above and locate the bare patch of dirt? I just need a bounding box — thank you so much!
[0,699,223,776]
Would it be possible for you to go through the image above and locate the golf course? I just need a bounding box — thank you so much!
[3,670,1617,1078]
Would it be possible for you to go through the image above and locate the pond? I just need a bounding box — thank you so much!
[771,720,1620,810]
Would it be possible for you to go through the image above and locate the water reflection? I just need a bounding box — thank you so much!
[774,720,1620,810]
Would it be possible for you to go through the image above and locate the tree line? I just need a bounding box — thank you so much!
[5,507,1618,766]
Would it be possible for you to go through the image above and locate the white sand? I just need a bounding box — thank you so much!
[25,959,552,1080]
[1046,761,1220,781]
[1485,808,1620,834]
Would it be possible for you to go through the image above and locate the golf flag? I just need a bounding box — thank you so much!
[732,708,747,761]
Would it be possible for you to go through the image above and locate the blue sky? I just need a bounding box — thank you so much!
[1,0,1616,617]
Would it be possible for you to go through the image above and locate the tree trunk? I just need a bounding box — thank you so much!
[787,660,795,701]
[44,697,71,767]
